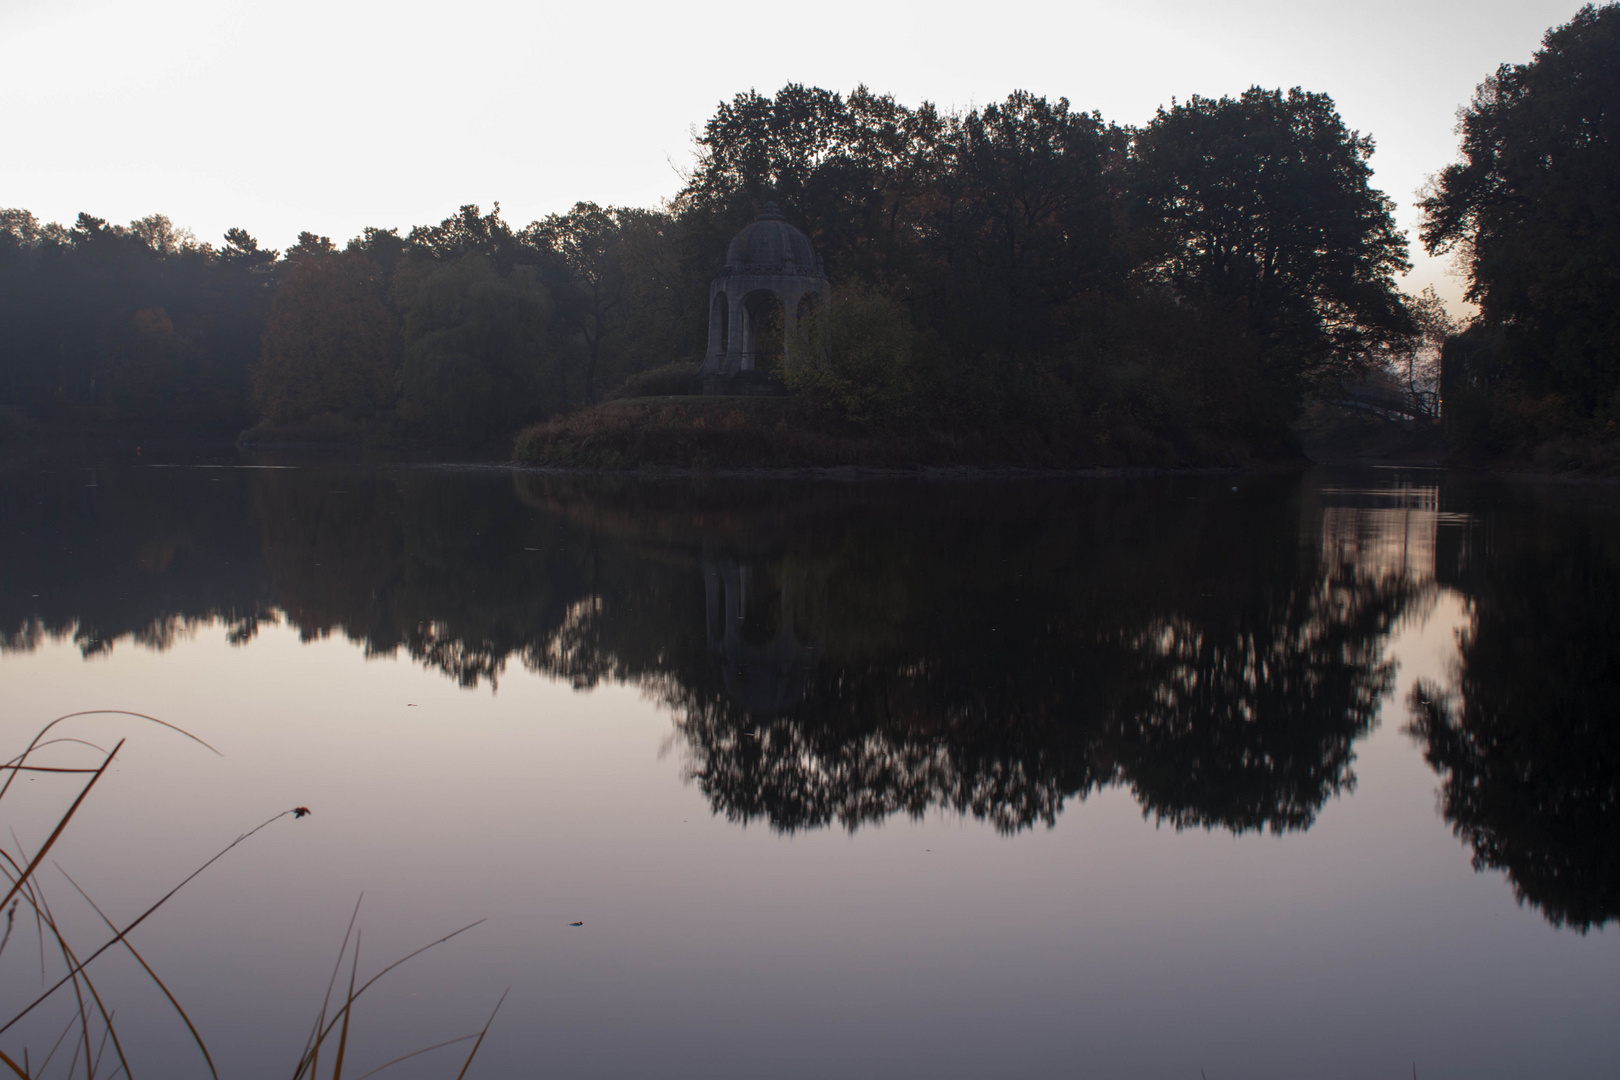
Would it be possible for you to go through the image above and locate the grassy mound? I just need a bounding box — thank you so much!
[514,397,907,468]
[513,395,1292,470]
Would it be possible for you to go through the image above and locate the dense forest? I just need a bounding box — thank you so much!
[1,4,1615,464]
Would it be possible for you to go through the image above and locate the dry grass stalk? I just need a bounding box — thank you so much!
[0,713,498,1079]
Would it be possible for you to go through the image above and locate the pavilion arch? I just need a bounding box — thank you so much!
[711,291,730,355]
[741,290,786,374]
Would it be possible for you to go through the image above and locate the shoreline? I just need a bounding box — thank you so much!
[13,428,1620,485]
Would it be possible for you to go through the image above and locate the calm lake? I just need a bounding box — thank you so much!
[1,458,1615,1078]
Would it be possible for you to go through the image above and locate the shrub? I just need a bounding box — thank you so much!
[606,361,702,399]
[786,293,919,427]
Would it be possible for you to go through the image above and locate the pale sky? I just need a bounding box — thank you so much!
[0,0,1589,309]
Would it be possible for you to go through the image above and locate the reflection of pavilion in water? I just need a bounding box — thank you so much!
[1318,484,1469,585]
[703,556,819,715]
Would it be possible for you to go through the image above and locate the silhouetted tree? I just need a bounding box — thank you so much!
[928,93,1129,360]
[1133,87,1413,397]
[127,213,194,255]
[1420,3,1620,418]
[405,204,528,273]
[680,84,946,283]
[528,204,671,402]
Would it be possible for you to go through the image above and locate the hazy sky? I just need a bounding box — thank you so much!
[0,0,1589,306]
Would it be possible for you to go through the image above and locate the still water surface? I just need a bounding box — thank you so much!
[0,461,1615,1078]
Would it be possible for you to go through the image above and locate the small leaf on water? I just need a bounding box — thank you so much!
[569,921,583,927]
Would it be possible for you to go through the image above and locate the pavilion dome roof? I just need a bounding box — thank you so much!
[723,203,822,275]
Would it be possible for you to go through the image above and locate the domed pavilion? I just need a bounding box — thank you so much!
[699,203,831,393]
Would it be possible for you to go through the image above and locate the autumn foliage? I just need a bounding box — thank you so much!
[253,250,400,424]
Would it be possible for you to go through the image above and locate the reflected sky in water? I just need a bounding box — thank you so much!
[0,463,1615,1078]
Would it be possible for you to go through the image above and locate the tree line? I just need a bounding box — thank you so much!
[2,82,1417,451]
[2,3,1614,456]
[0,202,683,445]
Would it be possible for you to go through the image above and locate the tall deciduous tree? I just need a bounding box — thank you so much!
[253,250,400,423]
[394,255,557,440]
[680,84,946,284]
[529,204,646,403]
[1419,3,1620,415]
[1133,87,1412,393]
[406,204,527,274]
[127,213,194,255]
[930,92,1130,360]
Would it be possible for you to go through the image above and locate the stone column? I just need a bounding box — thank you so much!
[738,291,755,372]
[726,284,746,375]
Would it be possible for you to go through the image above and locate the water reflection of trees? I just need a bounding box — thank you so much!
[0,466,273,655]
[8,466,1617,928]
[1411,486,1620,931]
[515,476,1419,836]
[1110,485,1444,833]
[4,469,1417,838]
